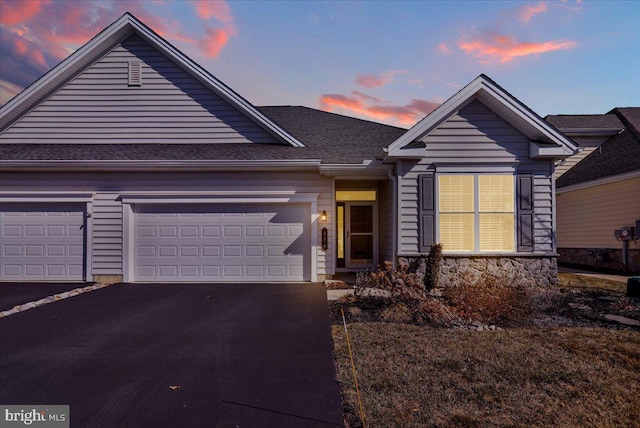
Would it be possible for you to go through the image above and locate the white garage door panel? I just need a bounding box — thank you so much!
[1,204,85,281]
[134,204,310,282]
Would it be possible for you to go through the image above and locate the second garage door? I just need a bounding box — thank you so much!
[1,203,85,281]
[133,204,310,282]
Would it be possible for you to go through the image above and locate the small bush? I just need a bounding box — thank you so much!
[528,286,567,313]
[414,298,460,326]
[381,302,413,323]
[424,244,443,291]
[355,260,426,301]
[337,293,358,305]
[443,271,532,324]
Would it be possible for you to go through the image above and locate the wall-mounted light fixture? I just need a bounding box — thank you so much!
[320,210,328,223]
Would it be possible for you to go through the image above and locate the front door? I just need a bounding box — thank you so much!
[345,203,377,269]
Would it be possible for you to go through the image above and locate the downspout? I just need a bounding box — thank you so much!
[389,166,398,268]
[551,160,557,254]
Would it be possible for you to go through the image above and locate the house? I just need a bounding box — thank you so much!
[0,13,577,286]
[546,108,640,273]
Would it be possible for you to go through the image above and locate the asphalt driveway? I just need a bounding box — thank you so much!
[0,283,343,427]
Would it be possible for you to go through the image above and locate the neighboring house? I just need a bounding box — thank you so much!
[0,13,577,286]
[547,108,640,273]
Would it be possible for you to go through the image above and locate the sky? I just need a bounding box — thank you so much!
[0,0,639,128]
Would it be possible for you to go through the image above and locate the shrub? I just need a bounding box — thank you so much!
[381,302,413,323]
[528,286,567,313]
[443,271,532,324]
[414,298,460,326]
[355,260,426,301]
[423,244,443,291]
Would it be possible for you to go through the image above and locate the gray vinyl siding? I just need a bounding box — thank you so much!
[1,35,278,144]
[0,171,333,277]
[92,193,124,275]
[378,178,394,264]
[398,99,554,255]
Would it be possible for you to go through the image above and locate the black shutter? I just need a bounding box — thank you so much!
[418,173,436,253]
[517,174,534,252]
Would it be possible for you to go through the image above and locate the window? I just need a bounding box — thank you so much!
[438,174,514,252]
[336,190,376,201]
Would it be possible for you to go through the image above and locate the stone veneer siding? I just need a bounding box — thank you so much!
[422,255,558,288]
[558,248,640,275]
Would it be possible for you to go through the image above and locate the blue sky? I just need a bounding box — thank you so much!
[1,0,638,127]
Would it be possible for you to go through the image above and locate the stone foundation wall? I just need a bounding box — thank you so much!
[558,248,640,274]
[403,255,558,288]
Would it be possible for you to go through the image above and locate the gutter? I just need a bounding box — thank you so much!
[0,159,323,172]
[317,160,392,177]
[556,169,640,194]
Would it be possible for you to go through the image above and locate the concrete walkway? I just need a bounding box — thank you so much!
[558,266,634,284]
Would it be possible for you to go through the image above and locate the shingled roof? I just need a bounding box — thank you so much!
[0,106,407,165]
[556,107,640,188]
[545,113,623,130]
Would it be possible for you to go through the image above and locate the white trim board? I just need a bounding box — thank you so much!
[556,170,640,194]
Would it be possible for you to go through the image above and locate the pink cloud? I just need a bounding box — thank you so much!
[11,38,46,67]
[355,70,406,89]
[0,0,239,90]
[437,43,452,54]
[319,94,364,112]
[459,31,577,63]
[355,73,392,89]
[189,0,236,58]
[517,2,548,23]
[0,0,50,25]
[352,90,384,103]
[319,92,439,126]
[199,28,233,58]
[192,0,234,24]
[406,99,439,115]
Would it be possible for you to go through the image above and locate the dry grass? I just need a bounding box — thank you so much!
[558,272,627,293]
[332,323,640,428]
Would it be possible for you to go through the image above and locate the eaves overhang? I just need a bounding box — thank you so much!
[0,159,322,172]
[556,169,640,193]
[317,160,392,178]
[529,140,573,159]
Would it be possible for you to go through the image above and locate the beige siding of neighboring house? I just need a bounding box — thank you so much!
[398,99,554,254]
[554,147,597,177]
[1,34,278,145]
[557,177,640,250]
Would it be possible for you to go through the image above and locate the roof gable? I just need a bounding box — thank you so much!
[387,74,577,158]
[557,107,640,188]
[1,34,280,144]
[0,13,304,147]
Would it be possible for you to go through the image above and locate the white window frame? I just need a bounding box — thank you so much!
[437,173,516,253]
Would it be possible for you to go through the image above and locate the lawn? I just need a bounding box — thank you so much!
[558,272,628,294]
[332,323,640,427]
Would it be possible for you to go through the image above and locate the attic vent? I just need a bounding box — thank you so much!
[128,61,142,86]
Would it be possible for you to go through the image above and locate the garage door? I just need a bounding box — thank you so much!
[133,204,310,282]
[0,204,85,281]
